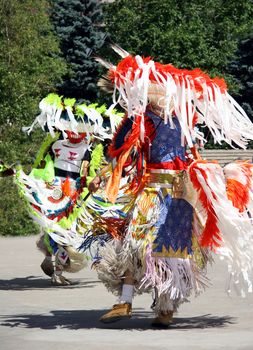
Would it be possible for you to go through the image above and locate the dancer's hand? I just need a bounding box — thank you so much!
[88,176,101,193]
[91,260,100,270]
[0,161,15,177]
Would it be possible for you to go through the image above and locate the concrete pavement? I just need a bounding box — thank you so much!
[0,236,252,350]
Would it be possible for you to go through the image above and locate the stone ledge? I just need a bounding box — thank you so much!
[200,149,253,165]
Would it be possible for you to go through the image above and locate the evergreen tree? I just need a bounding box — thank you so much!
[229,35,253,121]
[50,0,106,102]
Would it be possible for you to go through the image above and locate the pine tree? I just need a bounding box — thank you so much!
[229,35,253,121]
[50,0,106,102]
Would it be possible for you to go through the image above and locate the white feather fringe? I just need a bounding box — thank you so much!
[112,55,253,148]
[190,162,253,295]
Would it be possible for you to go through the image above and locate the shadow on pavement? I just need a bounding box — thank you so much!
[0,309,235,331]
[0,276,99,290]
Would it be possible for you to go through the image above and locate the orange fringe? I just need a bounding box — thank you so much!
[226,161,253,212]
[106,145,135,203]
[106,113,155,203]
[93,217,125,239]
[62,177,72,197]
[226,179,249,212]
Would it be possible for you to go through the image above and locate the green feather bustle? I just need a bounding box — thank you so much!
[33,132,60,169]
[43,93,62,109]
[30,154,55,183]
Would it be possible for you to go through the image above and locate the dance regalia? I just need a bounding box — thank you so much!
[14,94,125,279]
[97,110,209,313]
[96,49,253,314]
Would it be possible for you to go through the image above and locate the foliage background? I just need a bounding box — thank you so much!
[102,0,253,100]
[0,0,67,235]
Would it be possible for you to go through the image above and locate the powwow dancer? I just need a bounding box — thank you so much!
[2,94,123,285]
[89,47,253,326]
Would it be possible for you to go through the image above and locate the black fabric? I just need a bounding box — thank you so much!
[82,149,91,162]
[114,116,134,150]
[54,167,80,180]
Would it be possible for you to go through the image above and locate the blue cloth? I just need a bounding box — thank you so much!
[49,236,58,254]
[152,195,193,255]
[146,111,186,163]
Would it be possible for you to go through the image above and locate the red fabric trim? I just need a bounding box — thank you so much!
[108,115,141,159]
[31,204,42,212]
[108,113,156,160]
[189,160,221,250]
[147,157,188,170]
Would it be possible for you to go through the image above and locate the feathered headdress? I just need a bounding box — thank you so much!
[22,94,123,140]
[98,45,253,149]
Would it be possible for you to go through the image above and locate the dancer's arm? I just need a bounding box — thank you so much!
[80,160,89,178]
[88,164,111,193]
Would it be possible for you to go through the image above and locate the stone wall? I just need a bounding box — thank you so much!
[200,149,253,166]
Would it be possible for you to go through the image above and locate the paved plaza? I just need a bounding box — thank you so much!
[0,236,252,350]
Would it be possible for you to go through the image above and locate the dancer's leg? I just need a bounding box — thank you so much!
[99,270,134,323]
[151,293,174,328]
[119,270,134,303]
[51,246,71,285]
[36,233,54,277]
